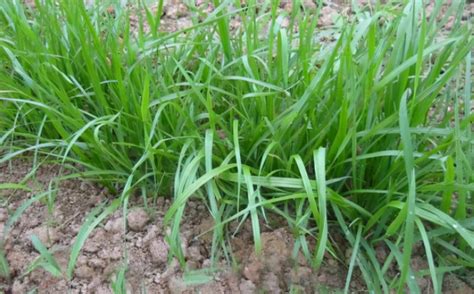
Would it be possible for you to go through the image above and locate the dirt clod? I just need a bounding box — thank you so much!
[242,259,263,284]
[149,238,169,265]
[75,264,95,279]
[239,279,257,293]
[127,208,150,231]
[88,257,107,269]
[104,217,124,233]
[94,284,113,294]
[262,272,281,293]
[167,275,188,294]
[98,246,122,260]
[27,226,58,247]
[186,245,203,262]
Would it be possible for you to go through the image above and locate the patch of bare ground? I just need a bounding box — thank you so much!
[1,159,473,293]
[0,160,356,293]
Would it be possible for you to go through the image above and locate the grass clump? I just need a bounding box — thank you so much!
[0,0,473,291]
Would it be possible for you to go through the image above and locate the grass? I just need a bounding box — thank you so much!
[0,0,473,292]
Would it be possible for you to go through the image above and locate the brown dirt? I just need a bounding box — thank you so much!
[1,159,473,293]
[0,160,358,293]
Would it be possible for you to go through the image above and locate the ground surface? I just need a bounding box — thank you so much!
[0,160,359,293]
[1,161,473,293]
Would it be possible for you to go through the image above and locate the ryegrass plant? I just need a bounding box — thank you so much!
[0,0,473,291]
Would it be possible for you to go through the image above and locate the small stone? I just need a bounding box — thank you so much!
[127,208,150,232]
[149,239,169,265]
[75,265,95,279]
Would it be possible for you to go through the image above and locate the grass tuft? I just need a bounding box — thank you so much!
[0,0,472,290]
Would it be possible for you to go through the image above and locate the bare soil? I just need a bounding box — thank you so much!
[0,160,360,293]
[1,159,473,293]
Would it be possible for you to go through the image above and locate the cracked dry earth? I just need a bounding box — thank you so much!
[0,160,361,293]
[1,160,473,293]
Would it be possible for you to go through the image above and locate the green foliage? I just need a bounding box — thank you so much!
[111,265,128,294]
[0,0,472,291]
[29,235,62,278]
